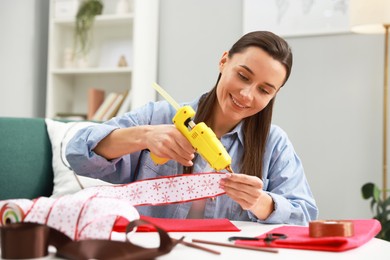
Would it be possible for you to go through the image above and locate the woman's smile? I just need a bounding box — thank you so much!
[230,94,249,109]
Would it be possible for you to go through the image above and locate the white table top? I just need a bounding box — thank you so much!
[1,221,390,259]
[144,221,390,260]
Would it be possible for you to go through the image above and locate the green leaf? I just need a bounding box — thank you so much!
[362,183,375,199]
[381,220,390,238]
[384,195,390,207]
[382,209,390,220]
[361,182,390,241]
[370,199,376,213]
[373,184,381,202]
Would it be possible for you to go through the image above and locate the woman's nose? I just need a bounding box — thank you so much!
[239,85,254,101]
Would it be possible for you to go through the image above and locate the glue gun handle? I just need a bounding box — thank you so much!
[150,153,170,165]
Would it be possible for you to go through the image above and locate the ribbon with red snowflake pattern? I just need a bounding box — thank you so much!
[0,172,227,241]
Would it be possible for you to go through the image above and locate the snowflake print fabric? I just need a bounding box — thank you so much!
[0,172,227,241]
[78,172,227,205]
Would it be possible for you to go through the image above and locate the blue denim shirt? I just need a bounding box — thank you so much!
[66,97,318,225]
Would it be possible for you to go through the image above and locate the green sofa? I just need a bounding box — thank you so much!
[0,117,54,200]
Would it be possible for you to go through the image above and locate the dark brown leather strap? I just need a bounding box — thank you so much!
[1,219,178,259]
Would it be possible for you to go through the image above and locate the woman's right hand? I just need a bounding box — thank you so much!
[94,124,195,166]
[144,125,195,166]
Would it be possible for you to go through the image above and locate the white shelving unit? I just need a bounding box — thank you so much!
[46,0,159,118]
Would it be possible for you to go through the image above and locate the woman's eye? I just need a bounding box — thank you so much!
[259,87,269,94]
[238,73,248,81]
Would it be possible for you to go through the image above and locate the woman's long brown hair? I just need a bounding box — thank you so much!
[187,31,293,179]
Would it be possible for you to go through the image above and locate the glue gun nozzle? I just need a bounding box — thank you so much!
[226,165,233,173]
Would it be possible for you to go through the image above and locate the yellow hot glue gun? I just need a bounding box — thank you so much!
[151,82,233,173]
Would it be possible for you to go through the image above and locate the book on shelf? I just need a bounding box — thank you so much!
[91,90,128,121]
[116,89,132,116]
[91,92,119,121]
[101,92,126,121]
[87,88,105,120]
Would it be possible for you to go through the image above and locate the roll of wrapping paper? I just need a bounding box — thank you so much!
[0,202,25,225]
[309,220,354,237]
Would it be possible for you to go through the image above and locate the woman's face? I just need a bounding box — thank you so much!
[216,46,287,125]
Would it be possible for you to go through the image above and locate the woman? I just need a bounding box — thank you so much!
[66,31,318,225]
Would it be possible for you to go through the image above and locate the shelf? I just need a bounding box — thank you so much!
[53,14,134,27]
[51,67,132,75]
[46,0,158,118]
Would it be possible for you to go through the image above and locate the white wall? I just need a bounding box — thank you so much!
[275,34,383,219]
[0,0,49,117]
[158,0,243,101]
[158,0,384,219]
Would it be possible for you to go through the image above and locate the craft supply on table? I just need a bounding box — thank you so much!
[0,172,230,259]
[234,219,381,252]
[0,172,228,241]
[309,220,354,237]
[192,238,279,253]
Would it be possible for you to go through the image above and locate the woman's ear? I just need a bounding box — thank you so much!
[219,51,229,72]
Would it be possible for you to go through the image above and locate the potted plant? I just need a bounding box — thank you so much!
[73,0,104,63]
[361,182,390,241]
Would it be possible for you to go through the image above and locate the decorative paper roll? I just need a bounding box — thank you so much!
[0,202,25,226]
[309,220,354,238]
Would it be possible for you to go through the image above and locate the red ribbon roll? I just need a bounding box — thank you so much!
[309,220,354,238]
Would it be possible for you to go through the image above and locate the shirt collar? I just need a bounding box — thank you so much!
[223,121,244,147]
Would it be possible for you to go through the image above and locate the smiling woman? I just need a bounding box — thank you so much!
[65,31,318,226]
[215,46,285,129]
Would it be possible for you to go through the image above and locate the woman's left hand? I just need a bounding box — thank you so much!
[219,173,274,220]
